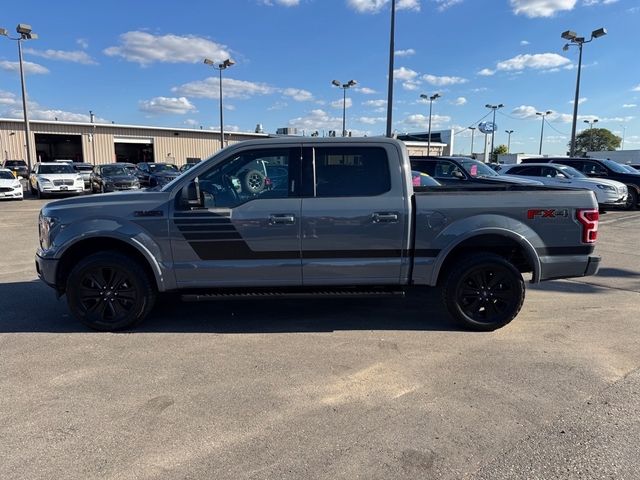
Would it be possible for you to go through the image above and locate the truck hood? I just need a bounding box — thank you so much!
[42,190,170,217]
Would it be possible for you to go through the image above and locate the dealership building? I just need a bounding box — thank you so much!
[0,118,453,167]
[0,118,267,167]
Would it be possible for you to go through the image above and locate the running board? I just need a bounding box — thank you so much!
[181,288,405,302]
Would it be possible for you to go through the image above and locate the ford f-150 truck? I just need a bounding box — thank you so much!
[36,138,601,332]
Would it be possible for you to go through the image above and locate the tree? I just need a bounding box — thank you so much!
[572,128,621,156]
[491,144,508,162]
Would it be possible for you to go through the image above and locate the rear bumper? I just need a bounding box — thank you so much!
[538,253,600,281]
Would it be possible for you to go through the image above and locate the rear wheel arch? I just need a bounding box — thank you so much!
[55,237,162,294]
[433,233,540,286]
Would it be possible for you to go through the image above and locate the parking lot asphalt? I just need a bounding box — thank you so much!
[1,197,639,480]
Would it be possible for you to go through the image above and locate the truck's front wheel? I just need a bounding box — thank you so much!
[66,252,156,331]
[442,253,525,331]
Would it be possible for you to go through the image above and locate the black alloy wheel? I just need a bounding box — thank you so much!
[442,253,525,331]
[66,252,156,331]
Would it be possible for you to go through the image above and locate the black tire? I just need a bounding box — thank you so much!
[442,253,525,331]
[624,188,637,210]
[66,252,157,331]
[37,186,47,199]
[100,184,105,194]
[29,182,36,195]
[242,169,265,194]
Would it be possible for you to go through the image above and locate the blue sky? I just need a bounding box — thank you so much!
[1,0,639,155]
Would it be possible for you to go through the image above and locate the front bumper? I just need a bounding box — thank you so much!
[35,253,59,290]
[0,189,23,199]
[600,194,628,207]
[41,186,85,194]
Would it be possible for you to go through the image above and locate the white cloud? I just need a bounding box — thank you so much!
[394,66,419,81]
[24,48,98,65]
[173,77,276,99]
[356,87,377,94]
[520,40,530,45]
[331,97,353,109]
[568,97,587,105]
[184,119,199,126]
[0,60,49,75]
[622,104,637,108]
[511,105,539,119]
[433,0,463,10]
[478,68,495,76]
[584,0,619,5]
[282,88,314,101]
[346,0,421,13]
[76,38,89,49]
[422,73,468,86]
[364,99,387,107]
[510,0,577,18]
[395,48,416,57]
[288,109,342,131]
[454,96,467,106]
[0,91,104,122]
[139,96,196,115]
[496,53,571,72]
[358,116,386,124]
[401,113,451,129]
[632,84,640,92]
[402,80,421,91]
[104,31,231,66]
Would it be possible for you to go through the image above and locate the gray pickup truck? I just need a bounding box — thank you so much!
[36,138,601,332]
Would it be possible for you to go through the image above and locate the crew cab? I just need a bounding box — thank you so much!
[36,138,600,332]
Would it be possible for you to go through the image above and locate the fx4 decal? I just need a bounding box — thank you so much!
[527,209,569,219]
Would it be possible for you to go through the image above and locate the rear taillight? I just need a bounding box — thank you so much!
[577,209,599,243]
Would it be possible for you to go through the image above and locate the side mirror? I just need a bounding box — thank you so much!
[182,178,203,208]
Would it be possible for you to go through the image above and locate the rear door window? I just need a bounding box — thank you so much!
[313,147,390,197]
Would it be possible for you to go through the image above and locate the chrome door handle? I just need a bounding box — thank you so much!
[269,214,296,225]
[372,212,399,223]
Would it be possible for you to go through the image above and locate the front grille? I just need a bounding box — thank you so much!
[53,179,74,186]
[115,182,134,188]
[0,187,13,192]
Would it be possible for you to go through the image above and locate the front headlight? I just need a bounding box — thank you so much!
[39,177,52,185]
[38,214,58,250]
[13,182,22,190]
[596,184,615,191]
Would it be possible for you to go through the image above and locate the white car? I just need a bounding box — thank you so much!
[501,163,628,209]
[29,162,85,199]
[0,168,24,200]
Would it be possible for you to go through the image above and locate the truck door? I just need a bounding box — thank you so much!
[300,145,409,285]
[169,146,302,288]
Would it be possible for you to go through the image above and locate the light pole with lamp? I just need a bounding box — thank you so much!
[0,24,38,172]
[89,110,97,165]
[536,110,552,155]
[620,125,626,150]
[584,119,599,152]
[505,130,514,154]
[562,27,607,157]
[204,58,235,149]
[332,79,357,137]
[420,93,441,154]
[469,126,476,157]
[485,104,503,158]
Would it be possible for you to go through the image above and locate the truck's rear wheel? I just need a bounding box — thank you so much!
[442,253,525,331]
[66,252,156,331]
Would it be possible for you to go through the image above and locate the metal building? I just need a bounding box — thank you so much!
[0,118,267,167]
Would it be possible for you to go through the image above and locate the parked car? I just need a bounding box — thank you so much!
[71,163,94,189]
[29,162,85,199]
[619,164,640,174]
[36,137,600,332]
[410,156,544,186]
[520,157,640,210]
[0,168,23,200]
[135,162,180,187]
[2,159,29,179]
[500,163,628,210]
[179,163,198,173]
[90,164,141,193]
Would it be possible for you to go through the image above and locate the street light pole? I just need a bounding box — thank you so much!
[1,24,38,172]
[485,104,503,158]
[505,130,514,153]
[332,79,357,137]
[584,119,599,152]
[536,110,552,155]
[89,110,97,165]
[562,27,607,157]
[620,125,626,150]
[420,93,441,154]
[204,58,235,149]
[469,127,476,156]
[386,0,396,138]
